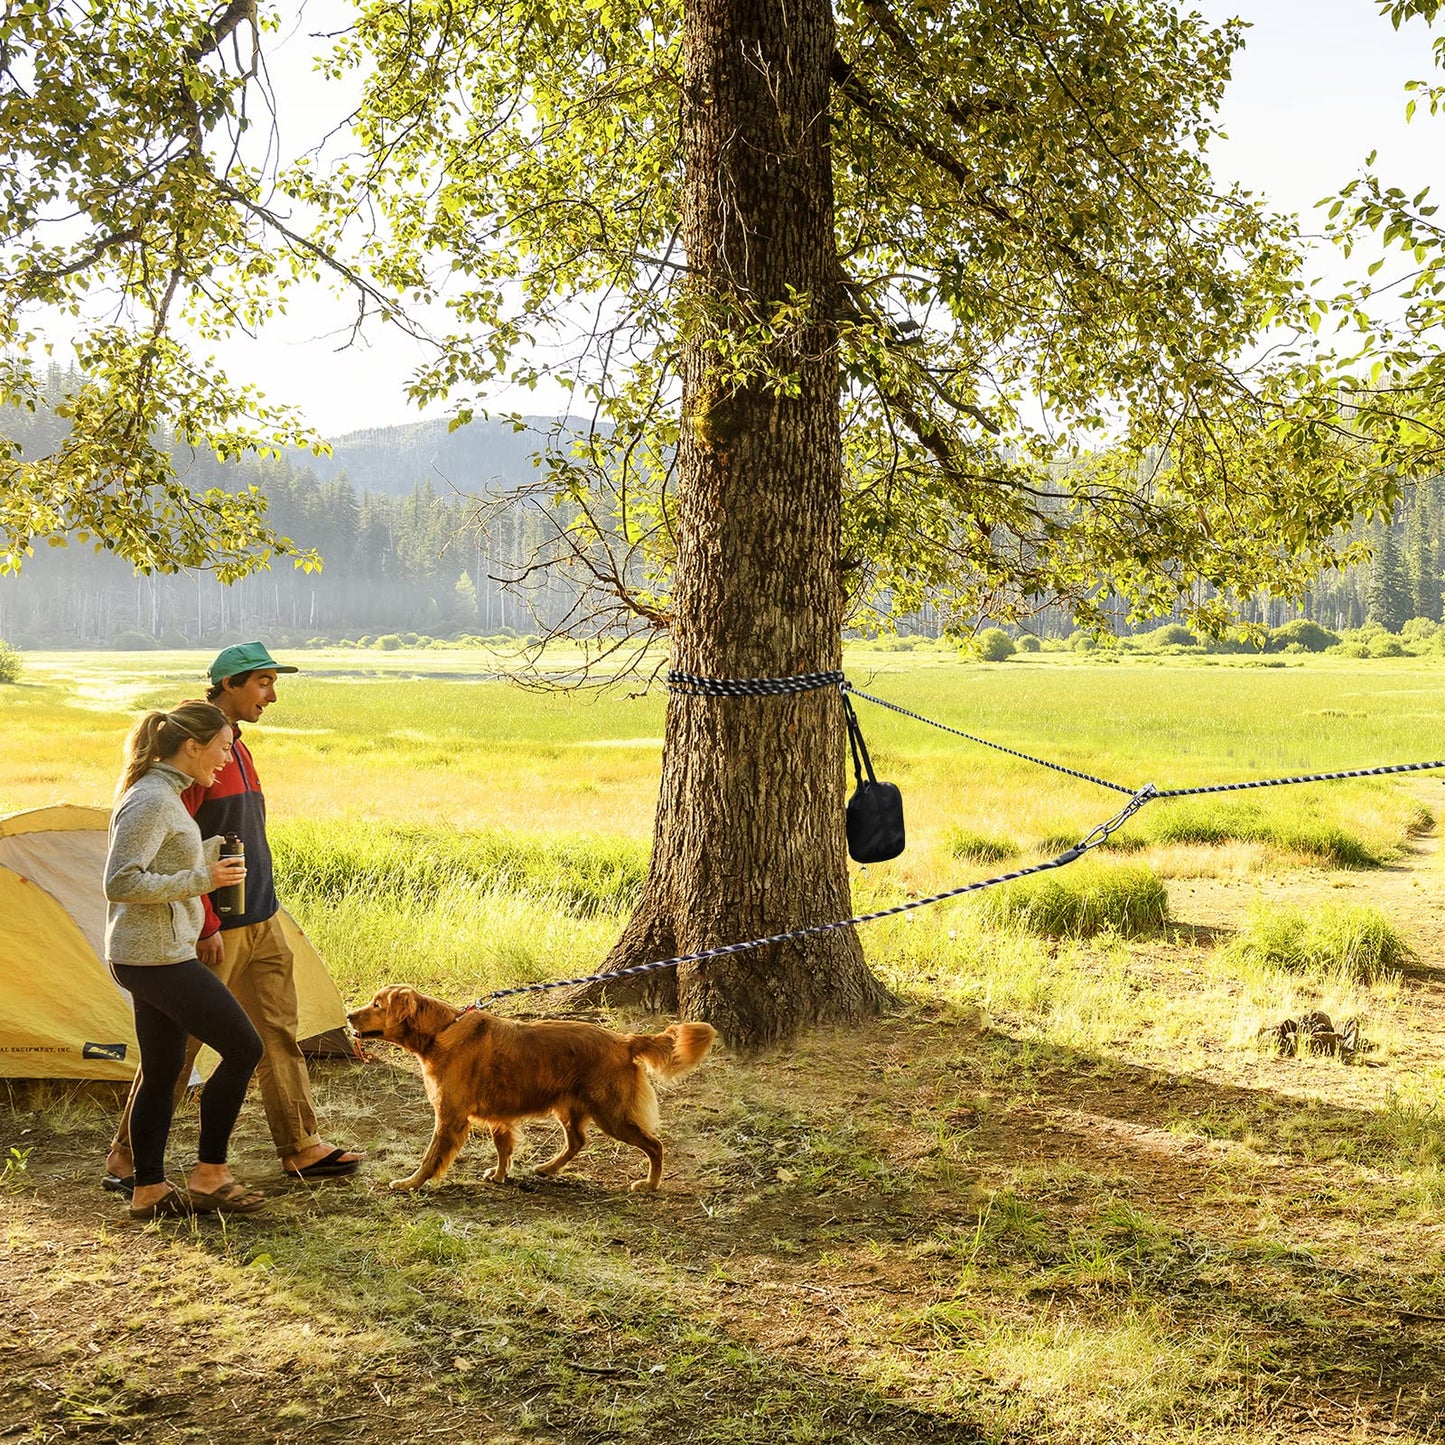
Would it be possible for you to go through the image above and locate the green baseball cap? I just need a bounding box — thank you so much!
[208,641,300,685]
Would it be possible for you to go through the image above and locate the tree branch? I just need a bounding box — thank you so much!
[828,52,1094,276]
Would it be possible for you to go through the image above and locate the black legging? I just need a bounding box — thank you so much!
[112,959,264,1187]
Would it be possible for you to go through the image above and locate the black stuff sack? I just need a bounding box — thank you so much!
[843,694,905,863]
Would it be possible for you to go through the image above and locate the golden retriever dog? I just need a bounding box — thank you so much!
[347,985,716,1192]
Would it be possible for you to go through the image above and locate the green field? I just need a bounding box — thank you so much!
[2,645,1438,1003]
[7,647,1445,1443]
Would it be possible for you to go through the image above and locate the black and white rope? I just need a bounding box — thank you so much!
[1156,758,1445,798]
[468,785,1159,1008]
[464,670,1445,1011]
[843,683,1138,795]
[846,685,1445,799]
[667,669,846,697]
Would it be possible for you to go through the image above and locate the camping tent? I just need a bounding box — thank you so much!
[0,804,355,1080]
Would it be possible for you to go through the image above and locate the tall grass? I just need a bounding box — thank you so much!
[1222,901,1416,983]
[1144,798,1382,867]
[272,817,647,917]
[270,818,645,1001]
[942,826,1017,863]
[980,862,1169,938]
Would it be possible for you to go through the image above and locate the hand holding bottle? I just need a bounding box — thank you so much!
[212,834,247,915]
[210,853,247,891]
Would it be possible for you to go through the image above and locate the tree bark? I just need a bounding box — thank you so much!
[586,0,890,1049]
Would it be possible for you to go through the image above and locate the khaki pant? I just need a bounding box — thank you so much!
[111,916,321,1162]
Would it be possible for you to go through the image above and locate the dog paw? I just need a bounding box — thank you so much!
[388,1177,423,1191]
[629,1178,659,1193]
[482,1167,509,1184]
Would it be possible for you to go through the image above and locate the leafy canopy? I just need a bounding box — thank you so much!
[296,0,1399,636]
[1311,1,1445,488]
[0,0,324,580]
[2,1,1416,620]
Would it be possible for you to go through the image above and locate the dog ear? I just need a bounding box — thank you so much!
[390,987,420,1024]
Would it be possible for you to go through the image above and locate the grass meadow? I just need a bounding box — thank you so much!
[7,645,1445,1442]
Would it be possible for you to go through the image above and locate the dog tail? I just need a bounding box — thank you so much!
[630,1022,717,1079]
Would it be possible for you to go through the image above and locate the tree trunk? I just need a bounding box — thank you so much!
[589,0,889,1048]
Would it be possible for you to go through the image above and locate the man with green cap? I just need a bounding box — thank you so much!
[105,643,363,1186]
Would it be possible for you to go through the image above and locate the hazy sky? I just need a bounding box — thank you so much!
[1196,0,1438,222]
[209,2,1445,437]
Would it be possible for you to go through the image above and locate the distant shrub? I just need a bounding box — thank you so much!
[0,638,20,684]
[109,630,158,650]
[870,634,938,651]
[1225,901,1414,982]
[1401,617,1438,642]
[1339,624,1387,647]
[1198,634,1252,655]
[1369,635,1407,658]
[981,862,1168,938]
[374,634,404,650]
[944,828,1017,864]
[1068,631,1098,652]
[1146,623,1196,648]
[1267,619,1339,653]
[972,628,1016,662]
[1015,634,1042,653]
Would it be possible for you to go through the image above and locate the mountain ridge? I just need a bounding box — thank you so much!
[298,413,598,498]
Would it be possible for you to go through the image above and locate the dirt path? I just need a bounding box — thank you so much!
[1169,784,1445,964]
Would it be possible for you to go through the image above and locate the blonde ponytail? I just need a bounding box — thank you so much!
[115,701,230,799]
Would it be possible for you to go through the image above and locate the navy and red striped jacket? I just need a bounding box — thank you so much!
[182,726,279,933]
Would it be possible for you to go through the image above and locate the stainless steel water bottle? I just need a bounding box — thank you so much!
[216,834,245,916]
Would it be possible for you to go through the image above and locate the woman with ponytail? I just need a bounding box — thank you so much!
[105,702,265,1219]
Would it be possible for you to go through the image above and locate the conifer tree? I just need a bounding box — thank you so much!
[1368,524,1411,631]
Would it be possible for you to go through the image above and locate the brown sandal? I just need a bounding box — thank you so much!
[128,1185,195,1221]
[186,1180,266,1214]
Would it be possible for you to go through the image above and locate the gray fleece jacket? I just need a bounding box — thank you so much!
[105,763,223,967]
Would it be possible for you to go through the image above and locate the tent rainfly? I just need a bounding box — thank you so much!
[0,804,355,1080]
